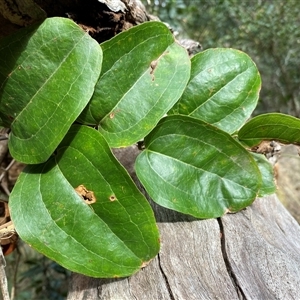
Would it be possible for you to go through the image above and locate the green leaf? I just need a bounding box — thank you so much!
[9,125,159,278]
[0,17,102,164]
[238,113,300,147]
[169,48,261,134]
[78,21,191,147]
[135,115,261,219]
[251,153,276,197]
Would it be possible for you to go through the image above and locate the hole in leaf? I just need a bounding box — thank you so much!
[75,185,96,205]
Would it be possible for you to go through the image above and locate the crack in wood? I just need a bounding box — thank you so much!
[157,253,175,300]
[96,284,102,299]
[217,218,247,300]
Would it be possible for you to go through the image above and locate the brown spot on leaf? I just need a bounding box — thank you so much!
[149,50,169,81]
[75,185,96,205]
[109,109,121,119]
[109,195,117,202]
[150,59,157,81]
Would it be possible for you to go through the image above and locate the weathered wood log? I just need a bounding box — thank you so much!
[276,145,300,223]
[67,193,300,300]
[65,146,300,300]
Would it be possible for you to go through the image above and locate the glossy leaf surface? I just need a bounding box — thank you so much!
[10,125,159,278]
[251,153,276,197]
[78,21,191,147]
[135,115,261,218]
[169,48,261,134]
[238,113,300,147]
[0,17,102,163]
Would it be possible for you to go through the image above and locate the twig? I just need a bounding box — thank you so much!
[10,247,21,300]
[0,246,10,300]
[0,159,15,182]
[0,159,15,196]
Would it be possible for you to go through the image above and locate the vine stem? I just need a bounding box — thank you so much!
[0,246,10,300]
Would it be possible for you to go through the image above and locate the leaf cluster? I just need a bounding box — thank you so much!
[1,17,299,278]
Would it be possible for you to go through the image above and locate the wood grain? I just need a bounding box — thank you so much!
[67,194,300,300]
[222,195,300,299]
